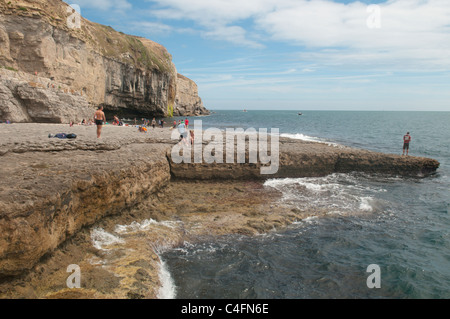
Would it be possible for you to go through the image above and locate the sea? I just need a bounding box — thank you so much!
[160,110,450,299]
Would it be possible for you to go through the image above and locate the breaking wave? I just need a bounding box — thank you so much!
[90,227,124,251]
[264,173,389,215]
[280,133,342,147]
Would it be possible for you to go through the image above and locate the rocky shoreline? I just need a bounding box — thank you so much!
[0,122,440,298]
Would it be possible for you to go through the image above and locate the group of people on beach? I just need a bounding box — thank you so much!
[139,118,164,128]
[91,106,187,139]
[138,118,167,133]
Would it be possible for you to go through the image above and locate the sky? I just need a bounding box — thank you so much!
[64,0,450,111]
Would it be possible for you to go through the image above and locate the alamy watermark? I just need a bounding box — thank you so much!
[66,264,81,288]
[367,5,381,29]
[171,120,280,175]
[366,264,381,289]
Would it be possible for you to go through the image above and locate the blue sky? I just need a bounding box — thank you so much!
[65,0,450,111]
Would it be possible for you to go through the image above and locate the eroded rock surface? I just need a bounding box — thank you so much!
[0,123,440,298]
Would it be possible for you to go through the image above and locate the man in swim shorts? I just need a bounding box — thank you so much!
[402,132,411,156]
[94,106,106,138]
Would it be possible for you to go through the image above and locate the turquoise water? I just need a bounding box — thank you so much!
[163,111,450,299]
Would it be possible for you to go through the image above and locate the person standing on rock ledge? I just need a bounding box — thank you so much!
[403,132,412,156]
[94,106,106,138]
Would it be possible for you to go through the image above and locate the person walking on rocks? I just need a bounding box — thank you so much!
[402,132,411,156]
[94,106,106,138]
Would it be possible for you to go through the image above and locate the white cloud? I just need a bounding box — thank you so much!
[263,1,450,71]
[129,21,173,35]
[144,0,450,70]
[202,25,264,49]
[148,0,276,26]
[272,0,446,48]
[147,0,275,48]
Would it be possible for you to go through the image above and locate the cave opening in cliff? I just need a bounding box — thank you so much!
[103,107,166,122]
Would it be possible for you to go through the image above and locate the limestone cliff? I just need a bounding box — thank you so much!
[174,74,209,116]
[0,0,207,123]
[0,68,94,122]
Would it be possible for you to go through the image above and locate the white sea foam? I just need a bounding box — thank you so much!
[264,176,342,199]
[359,197,374,211]
[280,133,342,147]
[263,177,297,188]
[280,133,322,143]
[114,219,180,234]
[157,258,177,299]
[303,216,318,223]
[265,173,385,214]
[93,219,179,299]
[90,227,125,250]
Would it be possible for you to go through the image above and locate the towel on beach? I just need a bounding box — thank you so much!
[48,133,77,139]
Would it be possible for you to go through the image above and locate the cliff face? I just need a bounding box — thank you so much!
[0,68,94,122]
[0,128,172,276]
[174,74,209,116]
[0,0,206,122]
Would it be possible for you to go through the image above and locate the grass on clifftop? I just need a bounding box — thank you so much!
[125,36,171,73]
[83,24,174,74]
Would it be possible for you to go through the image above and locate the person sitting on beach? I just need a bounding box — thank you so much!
[138,126,147,133]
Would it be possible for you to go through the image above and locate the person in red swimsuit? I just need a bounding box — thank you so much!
[402,132,411,156]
